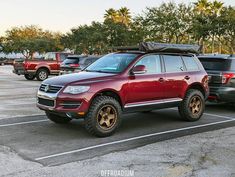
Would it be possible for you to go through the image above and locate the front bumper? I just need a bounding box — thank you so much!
[13,68,26,75]
[36,90,94,116]
[208,86,235,103]
[13,69,36,75]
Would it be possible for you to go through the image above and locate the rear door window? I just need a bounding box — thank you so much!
[63,58,79,64]
[182,56,199,71]
[199,58,232,71]
[163,55,185,72]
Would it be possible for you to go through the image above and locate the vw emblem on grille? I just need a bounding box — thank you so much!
[44,85,50,92]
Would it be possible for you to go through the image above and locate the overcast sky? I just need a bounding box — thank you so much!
[1,0,235,35]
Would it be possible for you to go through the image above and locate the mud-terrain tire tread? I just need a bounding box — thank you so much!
[178,89,205,121]
[84,96,122,137]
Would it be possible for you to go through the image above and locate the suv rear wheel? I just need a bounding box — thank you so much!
[24,74,35,80]
[36,68,49,81]
[46,111,72,124]
[84,96,122,137]
[178,89,205,121]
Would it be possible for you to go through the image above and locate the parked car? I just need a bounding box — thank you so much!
[198,54,235,103]
[37,42,209,137]
[13,52,71,81]
[0,58,6,65]
[59,55,101,75]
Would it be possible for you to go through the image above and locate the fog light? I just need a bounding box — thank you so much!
[78,112,85,116]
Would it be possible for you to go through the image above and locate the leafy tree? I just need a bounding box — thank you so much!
[139,3,193,44]
[221,6,235,53]
[63,22,108,54]
[2,25,64,59]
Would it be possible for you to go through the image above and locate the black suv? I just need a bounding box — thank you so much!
[198,54,235,103]
[60,55,101,75]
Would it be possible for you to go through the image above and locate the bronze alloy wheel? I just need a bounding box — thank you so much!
[97,105,118,131]
[189,96,202,116]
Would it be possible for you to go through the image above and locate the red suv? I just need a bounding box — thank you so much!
[37,43,209,137]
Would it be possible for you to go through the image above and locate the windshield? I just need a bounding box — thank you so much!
[85,53,138,73]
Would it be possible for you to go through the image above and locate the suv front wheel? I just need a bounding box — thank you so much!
[178,89,205,121]
[84,96,122,137]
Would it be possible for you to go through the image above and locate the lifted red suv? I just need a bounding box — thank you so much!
[37,43,209,137]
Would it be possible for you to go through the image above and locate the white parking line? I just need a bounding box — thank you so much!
[204,113,235,120]
[35,119,235,161]
[0,119,48,127]
[169,108,235,120]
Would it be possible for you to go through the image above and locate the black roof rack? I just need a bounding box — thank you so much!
[114,42,201,54]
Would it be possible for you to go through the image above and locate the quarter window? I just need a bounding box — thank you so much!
[163,55,185,72]
[135,55,161,74]
[183,56,199,71]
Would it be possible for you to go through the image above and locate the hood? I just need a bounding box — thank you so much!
[43,71,116,86]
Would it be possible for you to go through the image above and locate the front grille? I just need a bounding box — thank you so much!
[38,97,55,107]
[39,84,63,93]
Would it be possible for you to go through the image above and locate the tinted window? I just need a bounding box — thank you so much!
[199,58,232,71]
[84,58,93,65]
[163,55,185,72]
[86,53,138,73]
[135,55,161,74]
[63,58,79,65]
[183,56,199,71]
[60,54,69,61]
[44,53,56,61]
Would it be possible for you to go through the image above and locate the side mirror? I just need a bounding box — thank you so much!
[132,65,147,75]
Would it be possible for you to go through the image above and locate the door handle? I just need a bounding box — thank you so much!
[159,78,165,82]
[185,76,190,80]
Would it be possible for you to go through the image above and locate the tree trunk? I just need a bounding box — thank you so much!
[199,38,205,54]
[212,35,215,53]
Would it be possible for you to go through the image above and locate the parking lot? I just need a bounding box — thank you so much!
[0,65,235,176]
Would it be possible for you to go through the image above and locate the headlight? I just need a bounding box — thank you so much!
[63,86,90,94]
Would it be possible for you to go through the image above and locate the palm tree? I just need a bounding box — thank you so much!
[104,8,118,22]
[210,0,224,16]
[209,0,224,53]
[118,7,131,26]
[194,0,211,15]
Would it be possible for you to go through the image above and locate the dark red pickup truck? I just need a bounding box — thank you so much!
[13,52,70,81]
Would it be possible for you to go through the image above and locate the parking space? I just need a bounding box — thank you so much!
[0,65,235,167]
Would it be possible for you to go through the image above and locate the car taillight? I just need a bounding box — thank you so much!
[69,64,79,68]
[222,73,234,84]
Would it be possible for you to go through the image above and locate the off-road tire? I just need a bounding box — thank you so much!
[24,74,35,80]
[46,111,72,124]
[36,68,49,81]
[84,96,122,137]
[178,89,205,121]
